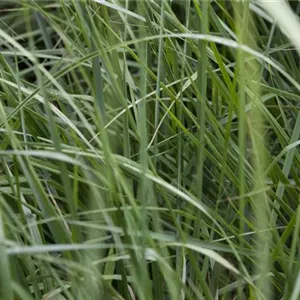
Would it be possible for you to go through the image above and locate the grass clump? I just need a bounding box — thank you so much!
[0,0,299,299]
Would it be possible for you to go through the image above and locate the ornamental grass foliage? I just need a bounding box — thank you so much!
[0,1,299,299]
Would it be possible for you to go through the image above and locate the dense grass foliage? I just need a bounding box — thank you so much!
[0,1,299,299]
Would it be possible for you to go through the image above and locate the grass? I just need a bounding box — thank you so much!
[0,0,299,299]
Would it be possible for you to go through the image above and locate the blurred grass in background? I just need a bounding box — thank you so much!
[0,0,299,299]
